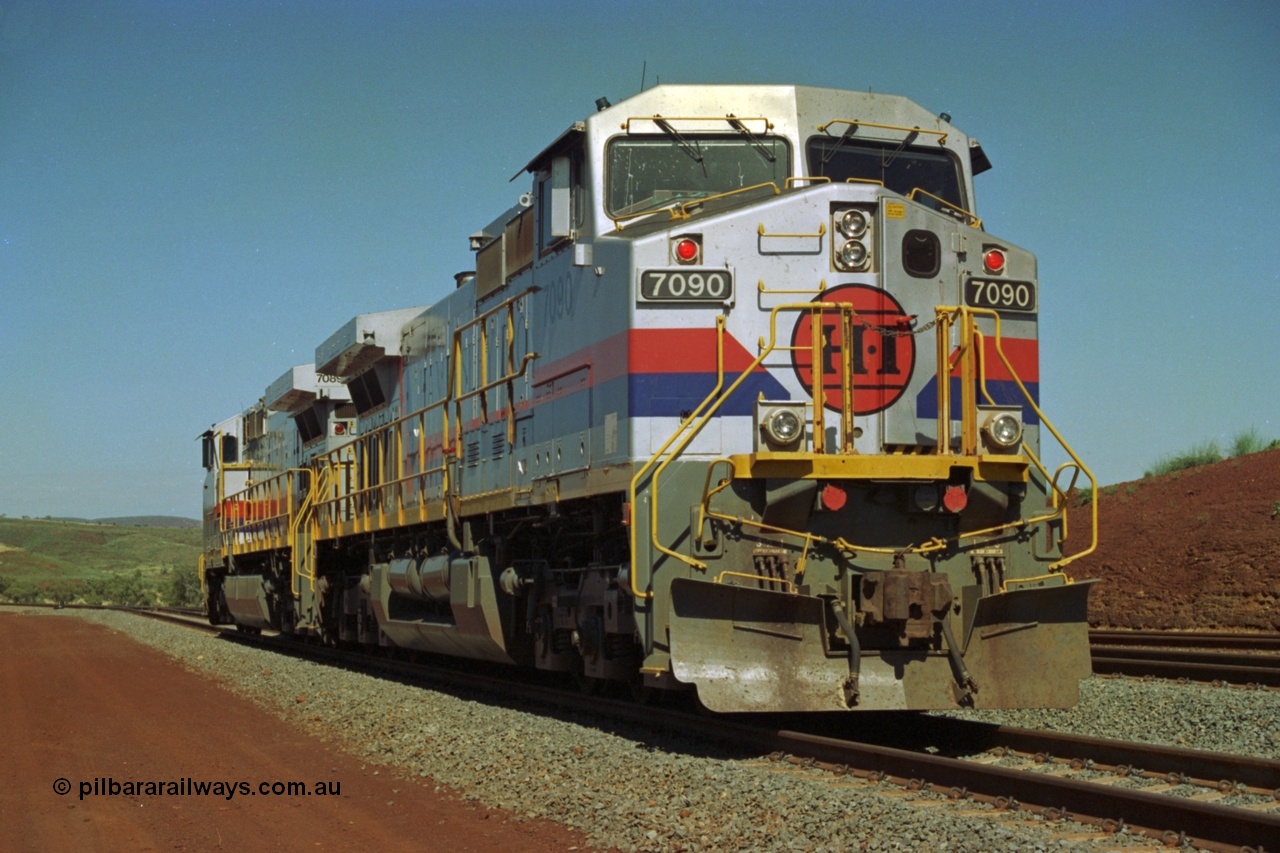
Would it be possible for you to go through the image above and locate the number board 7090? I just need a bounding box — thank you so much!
[964,278,1038,314]
[638,269,734,303]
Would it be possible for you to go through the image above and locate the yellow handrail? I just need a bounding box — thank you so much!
[622,115,774,134]
[629,299,875,601]
[675,182,780,218]
[218,467,301,555]
[961,309,1098,568]
[612,183,781,230]
[785,176,830,187]
[817,118,948,146]
[686,303,1094,572]
[757,222,826,240]
[757,277,826,297]
[311,289,537,540]
[906,188,982,229]
[628,317,727,600]
[289,465,329,597]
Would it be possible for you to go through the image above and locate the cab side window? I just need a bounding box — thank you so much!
[537,148,583,254]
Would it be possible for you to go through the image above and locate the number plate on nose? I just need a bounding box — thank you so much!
[639,269,734,303]
[964,278,1038,313]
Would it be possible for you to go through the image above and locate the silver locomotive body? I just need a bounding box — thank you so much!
[200,85,1096,711]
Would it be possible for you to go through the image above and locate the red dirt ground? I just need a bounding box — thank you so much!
[5,455,1275,848]
[0,612,597,853]
[1065,448,1280,631]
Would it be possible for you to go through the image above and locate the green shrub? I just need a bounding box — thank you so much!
[2,580,41,604]
[1229,427,1269,458]
[1144,439,1223,478]
[47,580,79,606]
[162,564,202,607]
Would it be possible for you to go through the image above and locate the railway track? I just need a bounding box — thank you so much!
[1090,629,1280,687]
[1091,629,1280,651]
[753,725,1280,852]
[87,609,1280,852]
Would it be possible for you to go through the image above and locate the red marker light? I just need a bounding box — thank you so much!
[821,483,848,512]
[983,248,1006,274]
[674,237,700,263]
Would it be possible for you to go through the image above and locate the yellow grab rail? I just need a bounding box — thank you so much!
[628,317,727,600]
[960,308,1098,569]
[611,183,781,230]
[629,298,886,601]
[312,289,537,541]
[817,118,948,146]
[217,467,305,556]
[674,303,1095,588]
[906,188,982,229]
[622,115,774,134]
[756,222,826,240]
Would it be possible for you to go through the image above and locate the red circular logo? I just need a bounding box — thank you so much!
[790,284,916,414]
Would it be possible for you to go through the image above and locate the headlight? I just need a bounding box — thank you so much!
[765,409,802,445]
[837,209,867,238]
[837,240,869,270]
[982,411,1023,450]
[756,401,806,450]
[831,206,875,273]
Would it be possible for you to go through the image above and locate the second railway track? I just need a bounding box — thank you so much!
[1090,629,1280,687]
[1090,629,1280,651]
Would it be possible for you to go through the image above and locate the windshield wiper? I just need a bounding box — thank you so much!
[727,115,776,164]
[820,122,859,167]
[880,130,919,170]
[654,117,704,166]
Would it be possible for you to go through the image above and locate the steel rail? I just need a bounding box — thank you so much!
[1091,646,1280,687]
[1090,629,1280,651]
[752,728,1280,853]
[919,718,1280,793]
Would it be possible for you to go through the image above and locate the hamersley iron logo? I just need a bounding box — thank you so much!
[789,284,916,414]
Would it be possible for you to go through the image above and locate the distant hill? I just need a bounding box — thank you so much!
[45,516,200,529]
[96,516,200,529]
[0,517,201,599]
[0,512,200,604]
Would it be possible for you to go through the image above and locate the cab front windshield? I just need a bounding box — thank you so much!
[607,135,790,217]
[807,136,965,213]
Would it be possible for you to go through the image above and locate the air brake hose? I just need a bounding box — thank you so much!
[940,616,980,705]
[828,600,862,708]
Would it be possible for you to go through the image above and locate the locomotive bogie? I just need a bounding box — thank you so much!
[199,84,1097,713]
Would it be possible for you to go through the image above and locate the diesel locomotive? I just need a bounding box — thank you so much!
[200,84,1097,712]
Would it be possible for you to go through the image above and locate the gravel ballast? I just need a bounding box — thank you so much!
[57,610,1278,851]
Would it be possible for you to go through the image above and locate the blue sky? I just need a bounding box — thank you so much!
[1,0,1277,519]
